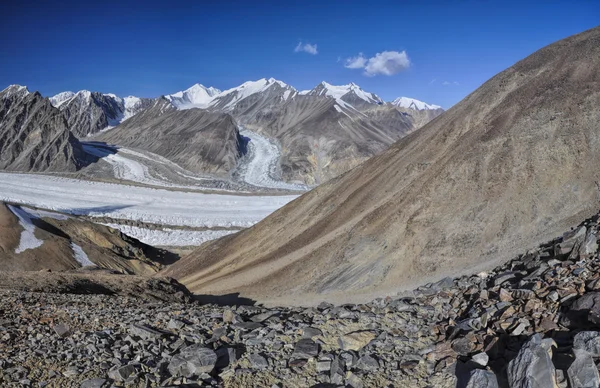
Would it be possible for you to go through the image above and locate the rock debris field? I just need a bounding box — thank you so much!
[6,213,600,387]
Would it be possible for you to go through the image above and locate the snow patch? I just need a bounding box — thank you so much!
[71,243,95,267]
[6,204,44,254]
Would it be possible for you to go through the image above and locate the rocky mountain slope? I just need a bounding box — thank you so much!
[37,79,441,182]
[50,90,153,137]
[6,209,600,387]
[161,78,444,184]
[0,85,86,172]
[166,26,600,305]
[0,202,173,275]
[95,98,243,175]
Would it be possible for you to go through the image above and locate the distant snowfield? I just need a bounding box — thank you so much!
[103,224,236,247]
[0,173,297,229]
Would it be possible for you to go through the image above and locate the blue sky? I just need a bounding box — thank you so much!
[0,0,598,108]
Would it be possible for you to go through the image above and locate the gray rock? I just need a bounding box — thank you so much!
[53,323,71,338]
[128,324,164,340]
[248,353,269,370]
[216,346,243,369]
[168,344,217,377]
[466,369,499,388]
[472,352,489,367]
[569,293,600,325]
[107,364,136,382]
[250,311,278,322]
[507,334,558,388]
[346,371,364,388]
[556,226,587,255]
[291,338,319,359]
[568,348,600,388]
[356,354,379,371]
[301,327,323,339]
[573,331,600,356]
[316,359,331,373]
[80,378,107,388]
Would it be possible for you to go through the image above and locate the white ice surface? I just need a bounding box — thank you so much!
[239,128,308,191]
[104,224,237,247]
[0,173,297,229]
[6,204,44,254]
[81,143,227,190]
[71,243,95,267]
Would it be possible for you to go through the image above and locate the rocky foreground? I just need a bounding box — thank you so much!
[5,214,600,387]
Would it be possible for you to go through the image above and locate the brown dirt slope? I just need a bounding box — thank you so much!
[0,203,173,275]
[164,26,600,305]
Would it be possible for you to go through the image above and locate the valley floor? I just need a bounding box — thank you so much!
[1,128,303,249]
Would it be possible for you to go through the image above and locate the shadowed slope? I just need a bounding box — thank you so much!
[164,27,600,305]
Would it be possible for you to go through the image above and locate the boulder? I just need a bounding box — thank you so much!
[168,344,217,377]
[568,348,600,388]
[507,334,558,388]
[466,369,499,388]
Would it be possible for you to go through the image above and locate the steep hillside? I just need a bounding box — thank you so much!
[165,26,600,304]
[52,90,153,137]
[95,98,243,175]
[0,85,85,172]
[0,202,171,274]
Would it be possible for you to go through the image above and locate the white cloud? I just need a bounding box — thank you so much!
[429,79,436,85]
[442,81,460,86]
[343,50,410,76]
[344,53,367,69]
[294,42,318,55]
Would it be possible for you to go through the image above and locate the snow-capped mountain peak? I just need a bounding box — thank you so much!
[391,97,442,111]
[2,85,31,100]
[208,78,296,111]
[305,81,383,107]
[166,83,222,109]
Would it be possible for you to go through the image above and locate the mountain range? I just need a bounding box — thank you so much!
[1,79,443,184]
[164,26,600,305]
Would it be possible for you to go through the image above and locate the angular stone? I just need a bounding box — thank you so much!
[580,230,598,257]
[292,338,319,360]
[232,321,263,331]
[573,331,600,357]
[338,331,376,351]
[569,293,600,325]
[223,309,236,323]
[472,352,489,367]
[507,334,558,388]
[451,337,476,356]
[167,319,186,330]
[250,311,278,323]
[330,356,346,384]
[356,355,379,371]
[466,369,499,388]
[215,346,243,369]
[52,323,71,338]
[301,327,323,339]
[168,344,217,377]
[346,371,364,388]
[248,353,269,370]
[107,364,136,382]
[316,359,331,373]
[80,378,107,388]
[568,348,600,388]
[556,226,587,255]
[495,271,520,286]
[128,324,164,340]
